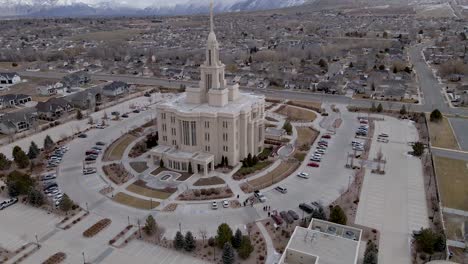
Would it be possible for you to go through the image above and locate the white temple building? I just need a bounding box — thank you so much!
[151,3,265,176]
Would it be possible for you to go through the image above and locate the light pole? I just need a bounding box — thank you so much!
[82,252,85,264]
[35,234,38,244]
[128,216,130,226]
[85,202,88,212]
[179,222,181,233]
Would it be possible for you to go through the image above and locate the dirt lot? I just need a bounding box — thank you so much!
[427,116,459,150]
[295,127,319,148]
[113,192,159,210]
[276,105,317,122]
[433,156,468,211]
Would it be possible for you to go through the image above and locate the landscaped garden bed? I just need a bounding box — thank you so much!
[83,218,112,238]
[103,163,132,185]
[103,134,138,161]
[162,203,178,212]
[177,187,233,201]
[41,252,66,264]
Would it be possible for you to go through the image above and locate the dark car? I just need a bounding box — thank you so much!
[271,214,283,225]
[121,114,129,118]
[96,141,106,146]
[299,203,314,214]
[133,109,140,113]
[77,133,87,138]
[85,150,99,156]
[321,134,331,139]
[85,155,97,161]
[288,210,299,220]
[280,211,294,224]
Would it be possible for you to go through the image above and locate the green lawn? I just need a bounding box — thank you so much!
[113,192,159,209]
[433,156,468,211]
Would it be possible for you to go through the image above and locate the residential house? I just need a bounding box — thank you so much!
[102,81,129,97]
[0,94,32,109]
[36,98,74,121]
[62,71,91,88]
[0,72,21,90]
[37,82,64,96]
[65,86,102,110]
[0,109,36,135]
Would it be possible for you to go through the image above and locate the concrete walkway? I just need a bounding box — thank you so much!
[256,222,280,264]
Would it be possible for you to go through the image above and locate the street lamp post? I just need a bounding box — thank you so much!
[82,252,85,264]
[35,234,38,244]
[85,202,88,212]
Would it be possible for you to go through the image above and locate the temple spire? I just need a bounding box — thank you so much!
[210,0,214,32]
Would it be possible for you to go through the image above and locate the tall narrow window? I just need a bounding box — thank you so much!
[205,74,212,90]
[208,50,212,66]
[191,121,197,146]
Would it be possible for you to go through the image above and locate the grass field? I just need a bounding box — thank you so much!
[113,192,160,209]
[193,176,226,186]
[287,100,322,112]
[104,134,137,161]
[296,127,319,147]
[433,156,468,211]
[71,29,143,41]
[276,105,317,122]
[129,161,148,173]
[126,184,174,200]
[427,116,459,150]
[245,161,300,191]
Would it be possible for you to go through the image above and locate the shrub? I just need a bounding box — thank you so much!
[430,109,442,122]
[194,189,201,197]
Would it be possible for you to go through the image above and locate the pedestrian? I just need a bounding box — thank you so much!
[268,212,270,217]
[237,194,239,199]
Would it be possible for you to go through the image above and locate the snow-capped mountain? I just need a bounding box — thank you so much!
[0,0,308,18]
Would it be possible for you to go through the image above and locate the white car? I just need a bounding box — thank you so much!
[297,172,309,179]
[315,149,325,155]
[211,201,218,210]
[83,168,97,175]
[222,200,229,208]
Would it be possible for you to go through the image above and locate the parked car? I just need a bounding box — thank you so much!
[133,109,140,113]
[288,210,300,220]
[222,200,229,208]
[297,172,309,179]
[41,173,57,181]
[379,133,389,138]
[111,111,120,116]
[280,211,294,224]
[96,141,106,146]
[211,201,218,210]
[299,203,314,214]
[121,114,129,118]
[77,133,87,138]
[321,134,331,139]
[307,162,319,168]
[0,197,18,210]
[95,124,106,129]
[310,157,321,162]
[254,190,267,202]
[274,186,287,194]
[83,167,97,175]
[315,149,325,155]
[92,146,103,151]
[377,138,389,143]
[86,150,99,156]
[271,214,283,225]
[317,145,327,150]
[85,156,97,161]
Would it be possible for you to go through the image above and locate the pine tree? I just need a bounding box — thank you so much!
[159,159,164,168]
[188,162,193,174]
[216,223,233,248]
[222,242,235,264]
[28,188,44,207]
[246,153,253,167]
[329,205,347,225]
[400,105,407,115]
[174,231,185,250]
[232,229,242,249]
[13,147,30,169]
[44,135,55,151]
[376,103,383,113]
[76,109,83,120]
[143,215,157,235]
[59,194,74,213]
[27,141,40,159]
[0,153,11,171]
[184,231,196,252]
[238,236,254,259]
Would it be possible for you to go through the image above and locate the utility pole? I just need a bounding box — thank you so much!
[137,219,142,238]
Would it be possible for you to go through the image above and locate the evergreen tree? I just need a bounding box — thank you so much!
[311,205,327,220]
[184,231,196,252]
[188,162,193,174]
[222,242,235,264]
[28,188,44,206]
[252,155,259,166]
[0,153,11,171]
[159,159,164,168]
[246,153,253,167]
[430,109,442,122]
[143,215,157,235]
[329,205,347,225]
[13,147,29,169]
[216,223,233,248]
[238,236,254,259]
[44,135,55,151]
[173,231,185,250]
[282,120,292,135]
[400,105,407,115]
[412,142,425,156]
[376,103,383,113]
[6,171,34,197]
[76,109,83,120]
[232,229,242,249]
[59,194,74,213]
[370,102,377,112]
[27,141,40,159]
